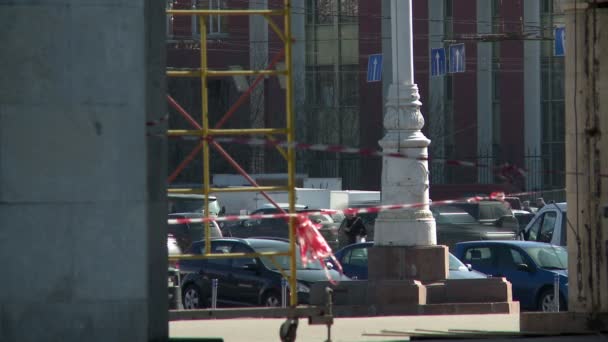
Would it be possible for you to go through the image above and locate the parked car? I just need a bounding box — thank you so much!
[453,240,568,312]
[179,238,348,309]
[332,241,487,280]
[167,234,182,309]
[448,200,515,225]
[512,209,536,234]
[226,206,340,250]
[431,205,518,249]
[168,193,225,217]
[523,203,567,246]
[168,213,223,252]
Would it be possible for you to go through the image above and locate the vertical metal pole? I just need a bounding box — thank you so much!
[553,273,560,312]
[284,0,298,307]
[281,278,288,308]
[200,15,212,255]
[212,278,218,309]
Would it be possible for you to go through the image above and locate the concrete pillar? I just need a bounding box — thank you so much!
[562,0,608,313]
[0,1,167,341]
[476,0,494,184]
[523,0,542,191]
[374,0,436,247]
[428,0,446,185]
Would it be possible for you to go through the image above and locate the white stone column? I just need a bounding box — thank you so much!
[374,0,436,246]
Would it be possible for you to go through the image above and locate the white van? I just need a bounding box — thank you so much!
[523,202,567,246]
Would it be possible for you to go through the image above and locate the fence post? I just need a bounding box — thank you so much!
[553,274,560,312]
[281,278,288,308]
[212,278,218,309]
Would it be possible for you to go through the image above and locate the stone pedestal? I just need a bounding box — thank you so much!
[368,245,449,283]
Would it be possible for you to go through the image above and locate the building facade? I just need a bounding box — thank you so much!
[165,0,565,198]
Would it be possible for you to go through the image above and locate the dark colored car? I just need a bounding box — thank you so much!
[225,207,340,250]
[453,240,568,312]
[431,205,517,249]
[332,241,487,280]
[168,193,225,217]
[168,213,223,252]
[179,238,348,309]
[447,200,515,225]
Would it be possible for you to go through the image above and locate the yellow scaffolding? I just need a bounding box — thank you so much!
[166,2,299,307]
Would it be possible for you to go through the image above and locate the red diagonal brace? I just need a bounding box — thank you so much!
[167,48,286,184]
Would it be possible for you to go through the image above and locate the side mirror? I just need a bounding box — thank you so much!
[220,206,226,216]
[466,263,473,271]
[325,261,334,270]
[516,263,532,272]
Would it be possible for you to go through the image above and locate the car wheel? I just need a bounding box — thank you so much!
[263,291,282,307]
[538,288,565,312]
[183,285,204,310]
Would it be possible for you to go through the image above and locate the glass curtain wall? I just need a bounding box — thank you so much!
[304,0,360,189]
[541,0,565,190]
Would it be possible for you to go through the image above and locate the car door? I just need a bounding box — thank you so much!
[339,245,369,280]
[527,210,559,244]
[201,241,234,306]
[493,246,537,309]
[225,242,267,306]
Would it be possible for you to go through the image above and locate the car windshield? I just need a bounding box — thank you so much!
[254,246,324,270]
[449,253,468,271]
[169,197,220,216]
[524,245,568,270]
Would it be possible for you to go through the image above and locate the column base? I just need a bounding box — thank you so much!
[368,245,449,283]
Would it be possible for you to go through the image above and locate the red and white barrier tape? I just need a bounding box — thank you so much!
[165,135,527,179]
[166,191,540,226]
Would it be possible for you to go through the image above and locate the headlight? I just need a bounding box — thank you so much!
[296,282,310,293]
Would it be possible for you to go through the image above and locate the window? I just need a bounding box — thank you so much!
[343,247,367,267]
[231,244,257,269]
[315,0,336,25]
[509,248,525,266]
[538,211,557,243]
[526,216,542,241]
[464,247,494,268]
[204,242,232,266]
[339,0,358,23]
[192,0,228,36]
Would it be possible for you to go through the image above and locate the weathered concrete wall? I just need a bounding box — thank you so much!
[564,1,608,313]
[0,1,167,341]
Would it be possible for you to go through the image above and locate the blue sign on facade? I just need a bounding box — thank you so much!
[449,43,466,73]
[554,27,565,57]
[367,54,383,82]
[431,48,446,77]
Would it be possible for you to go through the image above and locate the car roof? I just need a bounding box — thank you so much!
[168,194,217,200]
[258,203,308,209]
[455,240,560,248]
[192,237,289,248]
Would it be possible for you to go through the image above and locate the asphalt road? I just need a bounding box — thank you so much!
[170,313,520,342]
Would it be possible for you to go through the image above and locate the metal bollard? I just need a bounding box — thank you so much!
[281,278,287,308]
[212,278,218,309]
[553,274,560,312]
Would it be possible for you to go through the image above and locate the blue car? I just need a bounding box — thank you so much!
[453,241,568,312]
[333,242,487,280]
